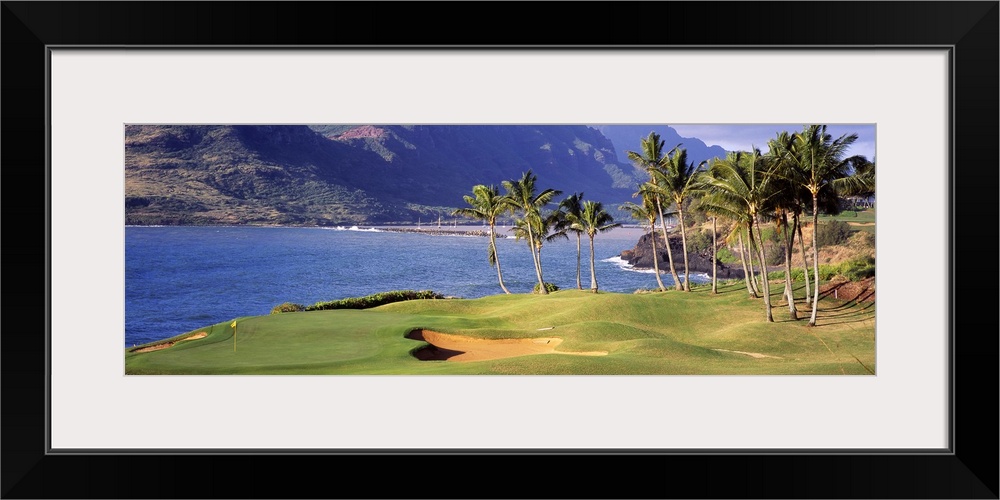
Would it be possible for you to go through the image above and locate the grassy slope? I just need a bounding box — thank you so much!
[125,282,875,375]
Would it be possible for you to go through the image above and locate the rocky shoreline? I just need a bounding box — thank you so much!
[620,231,745,279]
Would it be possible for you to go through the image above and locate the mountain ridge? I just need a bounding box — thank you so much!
[124,124,722,226]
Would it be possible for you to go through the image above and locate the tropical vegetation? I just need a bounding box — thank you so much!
[127,124,876,375]
[453,184,514,294]
[579,200,621,292]
[447,124,874,327]
[619,194,666,291]
[627,133,683,290]
[502,170,562,295]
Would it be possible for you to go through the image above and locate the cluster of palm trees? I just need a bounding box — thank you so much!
[455,125,873,326]
[624,125,874,326]
[623,134,706,293]
[454,170,619,295]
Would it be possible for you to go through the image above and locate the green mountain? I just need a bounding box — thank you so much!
[124,124,647,225]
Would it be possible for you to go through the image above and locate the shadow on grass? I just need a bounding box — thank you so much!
[713,284,753,295]
[756,295,874,326]
[405,329,465,361]
[813,302,876,326]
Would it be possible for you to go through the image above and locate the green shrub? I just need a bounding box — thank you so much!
[767,268,806,281]
[764,242,786,266]
[304,290,445,311]
[685,229,711,254]
[533,282,560,294]
[817,220,852,247]
[767,265,841,282]
[839,256,876,281]
[685,209,707,227]
[270,302,305,314]
[848,230,875,252]
[716,247,737,265]
[755,226,780,243]
[817,264,840,281]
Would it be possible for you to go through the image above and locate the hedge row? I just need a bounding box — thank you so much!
[271,290,445,314]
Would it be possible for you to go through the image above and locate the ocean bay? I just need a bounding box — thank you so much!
[125,225,707,346]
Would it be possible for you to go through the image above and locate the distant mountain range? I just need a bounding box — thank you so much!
[589,125,729,167]
[124,124,730,226]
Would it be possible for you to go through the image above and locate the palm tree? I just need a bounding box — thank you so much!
[627,132,682,290]
[738,226,759,297]
[656,146,707,292]
[782,125,860,326]
[579,200,620,293]
[511,208,567,292]
[769,131,820,309]
[700,149,777,322]
[795,214,811,306]
[453,184,513,294]
[841,155,876,209]
[557,192,586,290]
[764,135,804,320]
[702,155,755,299]
[711,215,718,294]
[620,194,666,291]
[502,170,561,295]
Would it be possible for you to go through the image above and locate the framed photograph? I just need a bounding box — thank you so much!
[5,2,996,498]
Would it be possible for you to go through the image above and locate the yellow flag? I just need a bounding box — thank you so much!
[231,321,237,328]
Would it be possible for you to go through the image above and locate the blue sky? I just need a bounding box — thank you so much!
[669,124,876,162]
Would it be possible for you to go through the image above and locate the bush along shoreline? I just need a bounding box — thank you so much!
[271,290,446,314]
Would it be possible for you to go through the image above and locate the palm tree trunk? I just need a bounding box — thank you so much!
[490,223,511,294]
[809,194,821,325]
[536,243,546,288]
[781,213,797,319]
[796,215,811,306]
[525,223,547,294]
[752,215,773,322]
[677,206,691,292]
[745,227,761,295]
[711,216,717,294]
[737,230,757,298]
[655,198,682,290]
[588,235,598,292]
[650,227,666,291]
[575,233,582,290]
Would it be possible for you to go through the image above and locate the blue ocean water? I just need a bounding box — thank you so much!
[124,225,709,346]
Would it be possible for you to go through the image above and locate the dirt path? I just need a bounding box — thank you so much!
[407,329,607,362]
[712,348,782,359]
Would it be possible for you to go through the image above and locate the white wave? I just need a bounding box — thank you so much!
[329,225,382,232]
[601,256,711,281]
[601,256,657,274]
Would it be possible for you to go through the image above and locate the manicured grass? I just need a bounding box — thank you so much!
[818,208,876,224]
[125,281,875,375]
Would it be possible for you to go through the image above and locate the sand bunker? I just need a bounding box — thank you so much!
[131,332,207,353]
[407,329,607,362]
[133,343,174,353]
[712,348,782,359]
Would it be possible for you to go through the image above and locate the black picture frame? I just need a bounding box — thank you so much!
[3,2,997,498]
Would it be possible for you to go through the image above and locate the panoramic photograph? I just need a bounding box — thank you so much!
[123,123,876,375]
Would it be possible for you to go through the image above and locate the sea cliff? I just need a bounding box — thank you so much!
[620,231,745,279]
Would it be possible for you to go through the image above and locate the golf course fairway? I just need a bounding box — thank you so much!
[124,282,875,375]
